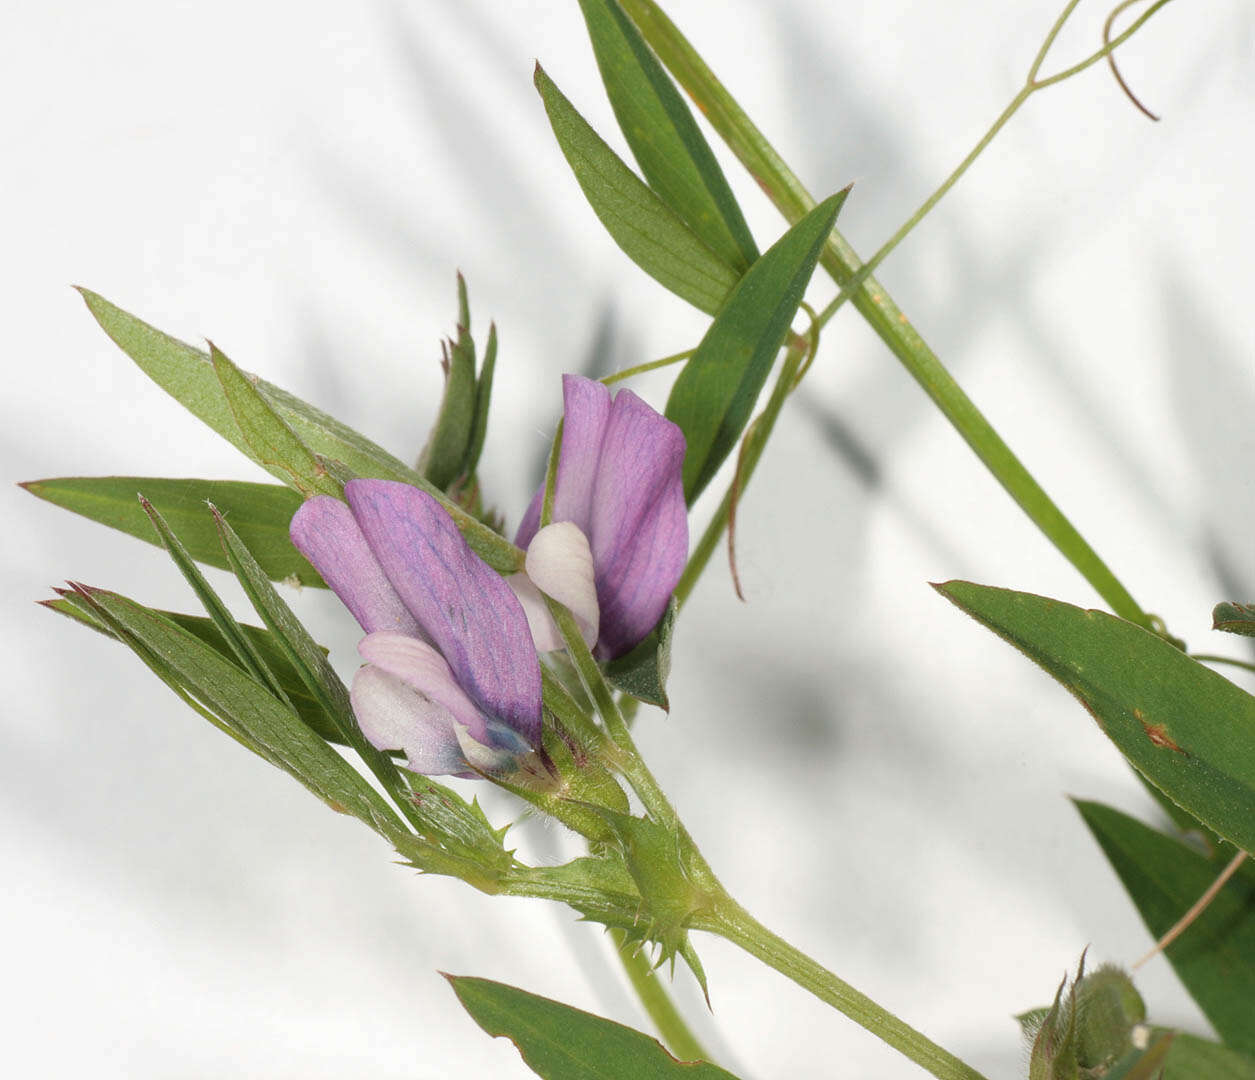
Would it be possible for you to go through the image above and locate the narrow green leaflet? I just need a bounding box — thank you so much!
[77,287,411,479]
[576,0,757,274]
[78,289,523,572]
[936,582,1255,854]
[20,476,322,587]
[74,585,401,829]
[1214,602,1255,637]
[535,65,738,315]
[1161,1033,1255,1080]
[139,495,290,707]
[43,594,342,745]
[209,343,342,498]
[418,275,479,489]
[466,321,497,478]
[1075,800,1255,1054]
[447,975,740,1079]
[666,191,846,503]
[604,599,676,709]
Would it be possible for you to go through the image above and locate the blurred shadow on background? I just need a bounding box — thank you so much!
[774,3,1179,535]
[1161,261,1255,610]
[794,390,972,576]
[309,3,580,323]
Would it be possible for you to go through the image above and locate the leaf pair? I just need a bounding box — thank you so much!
[940,582,1255,1063]
[77,288,522,572]
[540,0,847,506]
[536,0,754,315]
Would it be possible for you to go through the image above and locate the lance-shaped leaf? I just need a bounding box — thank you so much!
[666,191,846,503]
[139,495,290,706]
[77,290,523,572]
[465,321,497,480]
[575,0,757,275]
[46,587,269,759]
[72,585,402,831]
[21,476,322,586]
[209,343,343,498]
[43,593,342,745]
[1214,602,1255,637]
[535,65,738,315]
[418,275,477,489]
[1076,799,1255,1055]
[936,581,1255,855]
[447,975,740,1079]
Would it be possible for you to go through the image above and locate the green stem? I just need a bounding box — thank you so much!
[620,0,1158,629]
[815,0,1175,331]
[612,929,711,1062]
[697,897,989,1080]
[675,341,805,607]
[1192,653,1255,677]
[602,349,692,386]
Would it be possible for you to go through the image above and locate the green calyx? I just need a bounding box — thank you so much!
[1022,954,1147,1079]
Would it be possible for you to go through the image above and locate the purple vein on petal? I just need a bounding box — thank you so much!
[345,479,541,742]
[289,495,422,636]
[589,389,688,658]
[516,374,612,548]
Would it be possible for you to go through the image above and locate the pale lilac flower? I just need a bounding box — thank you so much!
[512,375,687,660]
[290,479,541,777]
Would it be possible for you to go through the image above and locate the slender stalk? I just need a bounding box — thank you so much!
[1132,851,1248,969]
[602,349,692,386]
[611,929,711,1062]
[697,897,989,1080]
[1192,653,1255,677]
[675,341,805,607]
[814,0,1175,332]
[621,0,1165,630]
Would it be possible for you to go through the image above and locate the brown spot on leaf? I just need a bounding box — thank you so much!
[1137,712,1184,754]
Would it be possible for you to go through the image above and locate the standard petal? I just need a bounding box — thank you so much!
[587,389,688,658]
[358,631,487,743]
[524,522,599,650]
[289,496,421,636]
[505,572,566,653]
[344,479,541,743]
[515,374,611,548]
[350,663,466,776]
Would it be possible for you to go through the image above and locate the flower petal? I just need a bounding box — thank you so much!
[505,572,566,653]
[524,522,599,650]
[515,374,611,548]
[344,479,541,744]
[289,496,422,636]
[358,631,486,743]
[350,663,466,776]
[587,389,687,658]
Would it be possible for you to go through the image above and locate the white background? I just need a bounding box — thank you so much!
[5,1,1254,1077]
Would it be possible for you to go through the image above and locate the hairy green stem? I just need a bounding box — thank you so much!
[611,929,711,1062]
[696,897,989,1080]
[620,0,1163,629]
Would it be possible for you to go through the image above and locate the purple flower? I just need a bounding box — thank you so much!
[512,375,687,660]
[290,479,542,777]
